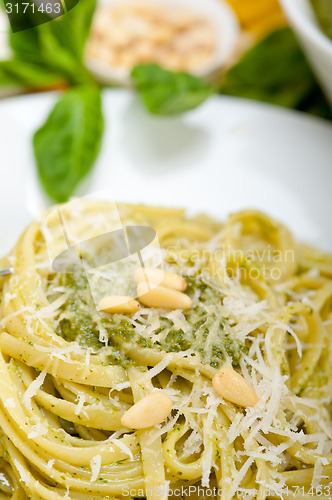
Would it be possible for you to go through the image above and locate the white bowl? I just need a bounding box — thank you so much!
[85,0,240,86]
[279,0,332,106]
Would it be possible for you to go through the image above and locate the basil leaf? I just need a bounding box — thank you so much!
[219,27,331,118]
[131,63,214,115]
[9,27,91,86]
[49,0,97,61]
[7,0,96,85]
[37,28,92,84]
[33,86,104,203]
[9,27,40,61]
[0,59,63,87]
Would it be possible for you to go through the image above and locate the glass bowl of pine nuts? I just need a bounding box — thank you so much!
[85,0,240,85]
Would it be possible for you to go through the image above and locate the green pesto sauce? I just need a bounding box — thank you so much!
[53,266,248,370]
[310,0,332,40]
[159,277,247,368]
[55,269,135,366]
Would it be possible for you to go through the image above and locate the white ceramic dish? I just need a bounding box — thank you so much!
[279,0,332,106]
[0,89,331,257]
[85,0,240,85]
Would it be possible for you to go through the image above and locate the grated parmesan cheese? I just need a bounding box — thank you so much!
[3,397,16,408]
[312,457,329,488]
[22,369,47,412]
[109,438,134,460]
[47,459,55,469]
[75,394,86,416]
[140,353,173,382]
[28,420,48,439]
[13,459,30,486]
[90,455,101,482]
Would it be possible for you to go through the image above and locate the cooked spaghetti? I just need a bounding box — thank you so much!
[0,201,331,499]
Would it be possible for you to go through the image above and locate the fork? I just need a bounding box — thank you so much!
[0,268,14,276]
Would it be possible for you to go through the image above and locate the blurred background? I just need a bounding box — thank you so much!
[0,0,332,120]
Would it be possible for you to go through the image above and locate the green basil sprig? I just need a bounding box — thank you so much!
[219,28,332,119]
[0,59,63,87]
[3,0,96,87]
[131,63,214,115]
[33,85,104,203]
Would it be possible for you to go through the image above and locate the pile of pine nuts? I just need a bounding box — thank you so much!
[86,2,217,72]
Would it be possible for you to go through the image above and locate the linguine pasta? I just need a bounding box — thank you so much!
[0,201,331,499]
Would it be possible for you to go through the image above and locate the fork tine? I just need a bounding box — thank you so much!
[0,268,14,276]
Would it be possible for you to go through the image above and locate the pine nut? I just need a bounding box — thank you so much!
[98,296,140,314]
[134,267,187,292]
[87,3,216,74]
[121,391,172,429]
[137,282,192,310]
[212,366,259,408]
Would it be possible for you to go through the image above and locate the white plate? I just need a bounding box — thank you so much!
[0,89,331,256]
